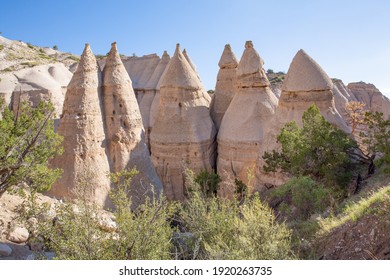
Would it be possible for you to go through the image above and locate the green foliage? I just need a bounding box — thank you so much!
[267,69,274,74]
[0,44,4,51]
[193,170,221,197]
[263,104,357,189]
[0,99,63,197]
[19,169,176,260]
[67,55,80,61]
[109,168,176,259]
[27,43,34,49]
[179,189,295,259]
[270,176,331,219]
[360,111,390,173]
[52,45,58,50]
[180,169,294,259]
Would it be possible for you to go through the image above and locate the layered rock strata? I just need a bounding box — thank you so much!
[48,44,111,207]
[347,82,390,119]
[150,44,216,200]
[217,41,278,196]
[210,44,239,130]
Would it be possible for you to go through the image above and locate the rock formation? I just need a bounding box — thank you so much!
[10,63,72,126]
[149,59,171,132]
[210,44,239,130]
[255,49,351,189]
[48,44,111,208]
[102,42,162,204]
[332,78,357,118]
[139,51,170,147]
[347,82,390,119]
[150,44,216,200]
[217,41,278,196]
[122,54,160,102]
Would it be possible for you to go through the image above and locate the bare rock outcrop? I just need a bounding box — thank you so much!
[11,63,72,120]
[332,78,357,117]
[122,54,160,102]
[347,82,390,119]
[217,41,278,196]
[210,44,239,130]
[255,49,350,189]
[48,44,111,208]
[139,51,170,147]
[150,44,216,200]
[102,42,162,205]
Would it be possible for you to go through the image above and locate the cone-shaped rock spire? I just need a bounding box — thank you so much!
[236,41,269,88]
[255,49,351,191]
[102,42,162,206]
[282,49,333,92]
[218,44,239,69]
[182,48,197,72]
[48,43,111,207]
[217,41,278,196]
[210,44,239,129]
[150,44,216,200]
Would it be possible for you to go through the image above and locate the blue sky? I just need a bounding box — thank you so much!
[2,0,390,96]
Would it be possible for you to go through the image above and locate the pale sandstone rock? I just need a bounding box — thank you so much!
[332,78,357,118]
[7,226,29,243]
[149,57,171,129]
[217,41,278,196]
[48,44,112,208]
[11,63,72,119]
[210,44,239,130]
[140,51,170,147]
[123,54,160,102]
[347,82,390,119]
[255,49,351,190]
[102,42,162,205]
[150,44,216,200]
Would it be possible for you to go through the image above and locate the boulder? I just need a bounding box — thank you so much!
[0,243,12,257]
[150,44,216,200]
[7,226,29,243]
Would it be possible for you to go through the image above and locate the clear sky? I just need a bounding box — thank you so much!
[2,0,390,96]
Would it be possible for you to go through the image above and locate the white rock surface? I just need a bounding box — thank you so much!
[7,227,29,243]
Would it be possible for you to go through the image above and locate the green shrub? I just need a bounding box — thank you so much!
[179,189,295,259]
[0,44,4,51]
[271,176,331,219]
[193,170,221,197]
[263,104,358,190]
[19,169,176,260]
[179,169,295,259]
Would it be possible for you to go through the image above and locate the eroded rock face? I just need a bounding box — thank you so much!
[347,82,390,119]
[102,42,162,206]
[150,44,216,200]
[140,51,170,147]
[210,44,239,130]
[332,78,357,118]
[255,49,351,189]
[217,41,278,196]
[48,44,111,208]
